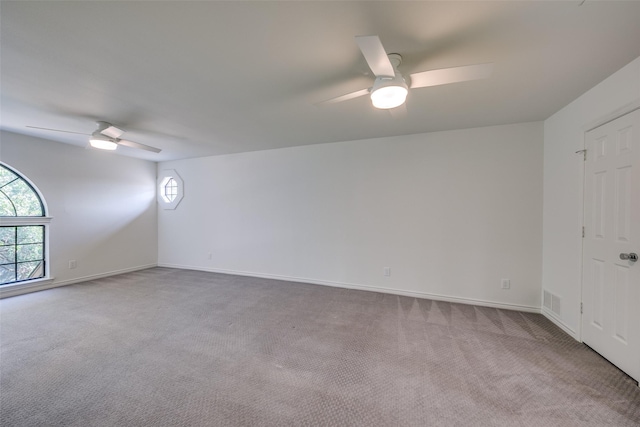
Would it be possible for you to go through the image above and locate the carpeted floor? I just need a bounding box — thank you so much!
[1,267,639,426]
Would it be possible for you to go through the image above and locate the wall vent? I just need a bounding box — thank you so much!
[543,290,561,316]
[551,294,561,316]
[543,290,552,310]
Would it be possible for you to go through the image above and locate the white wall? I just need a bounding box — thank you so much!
[159,122,543,311]
[0,131,158,293]
[542,56,640,338]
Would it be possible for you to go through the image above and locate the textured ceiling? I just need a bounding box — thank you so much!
[2,1,640,161]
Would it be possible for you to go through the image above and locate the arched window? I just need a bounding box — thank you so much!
[0,163,49,286]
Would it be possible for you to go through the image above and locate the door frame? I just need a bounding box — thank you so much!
[578,99,640,344]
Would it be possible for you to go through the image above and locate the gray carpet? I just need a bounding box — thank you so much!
[1,268,639,426]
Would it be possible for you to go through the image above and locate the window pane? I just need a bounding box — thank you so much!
[0,166,18,188]
[0,227,16,245]
[17,243,43,262]
[0,245,16,264]
[0,265,16,285]
[164,178,177,202]
[0,192,16,216]
[17,226,43,244]
[1,179,43,216]
[17,261,44,281]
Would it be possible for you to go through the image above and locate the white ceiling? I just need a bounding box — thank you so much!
[2,1,640,162]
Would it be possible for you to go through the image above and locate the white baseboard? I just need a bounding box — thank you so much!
[0,264,157,299]
[0,278,57,299]
[158,263,541,313]
[541,307,579,340]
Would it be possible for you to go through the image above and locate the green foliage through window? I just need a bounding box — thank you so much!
[0,226,45,284]
[0,165,44,216]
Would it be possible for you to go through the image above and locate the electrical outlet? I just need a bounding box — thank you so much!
[384,267,391,277]
[208,253,212,260]
[69,260,77,269]
[501,279,510,289]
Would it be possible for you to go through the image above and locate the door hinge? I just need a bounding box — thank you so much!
[582,226,585,238]
[575,149,587,161]
[580,302,583,314]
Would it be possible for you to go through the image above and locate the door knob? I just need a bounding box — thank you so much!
[619,253,638,262]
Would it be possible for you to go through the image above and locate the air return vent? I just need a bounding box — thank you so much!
[543,290,552,310]
[543,290,561,316]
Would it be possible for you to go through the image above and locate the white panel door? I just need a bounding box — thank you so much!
[582,108,640,382]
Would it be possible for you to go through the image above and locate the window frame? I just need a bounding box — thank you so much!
[0,223,48,283]
[157,169,184,210]
[0,162,53,296]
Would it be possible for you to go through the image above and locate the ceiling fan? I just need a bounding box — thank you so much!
[319,35,494,110]
[26,121,162,153]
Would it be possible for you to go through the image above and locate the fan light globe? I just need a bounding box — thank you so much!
[371,85,408,109]
[89,134,118,150]
[370,73,408,109]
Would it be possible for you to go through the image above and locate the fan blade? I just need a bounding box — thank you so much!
[355,35,395,77]
[26,126,90,136]
[117,139,162,153]
[409,63,493,89]
[100,125,124,139]
[316,88,370,106]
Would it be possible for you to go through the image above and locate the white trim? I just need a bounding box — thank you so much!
[158,263,541,313]
[0,264,157,299]
[581,99,640,133]
[0,216,52,226]
[0,277,56,299]
[541,307,579,340]
[575,130,587,342]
